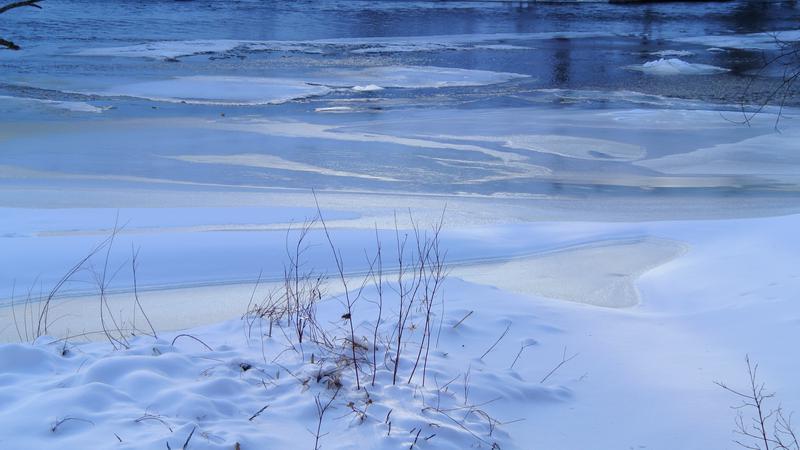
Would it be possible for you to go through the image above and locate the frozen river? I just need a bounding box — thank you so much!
[1,0,799,297]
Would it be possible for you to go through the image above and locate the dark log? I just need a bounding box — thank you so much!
[0,0,43,15]
[0,38,20,51]
[0,1,43,50]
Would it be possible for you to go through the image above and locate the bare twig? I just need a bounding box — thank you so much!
[171,334,214,352]
[540,347,578,384]
[51,417,94,433]
[312,387,341,450]
[248,404,270,422]
[479,323,511,361]
[452,311,473,329]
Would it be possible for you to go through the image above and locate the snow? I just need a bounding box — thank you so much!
[0,276,575,450]
[2,211,800,450]
[627,58,729,76]
[351,84,384,92]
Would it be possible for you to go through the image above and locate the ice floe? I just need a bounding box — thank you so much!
[309,66,528,89]
[100,76,331,105]
[92,67,526,105]
[648,49,694,57]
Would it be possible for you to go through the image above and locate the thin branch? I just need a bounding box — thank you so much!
[540,347,578,384]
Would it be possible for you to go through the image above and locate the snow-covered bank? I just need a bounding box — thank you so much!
[0,278,569,450]
[2,211,800,449]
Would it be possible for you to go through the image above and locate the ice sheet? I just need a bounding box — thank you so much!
[674,29,800,50]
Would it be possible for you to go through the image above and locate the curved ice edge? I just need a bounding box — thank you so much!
[453,236,689,308]
[0,95,105,113]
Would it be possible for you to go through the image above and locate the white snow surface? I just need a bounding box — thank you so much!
[2,212,800,450]
[628,58,729,75]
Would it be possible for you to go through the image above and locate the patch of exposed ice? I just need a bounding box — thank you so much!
[314,106,356,113]
[674,29,800,50]
[211,119,528,163]
[453,237,687,308]
[628,58,729,75]
[419,133,645,161]
[167,153,398,181]
[504,135,646,161]
[635,128,800,176]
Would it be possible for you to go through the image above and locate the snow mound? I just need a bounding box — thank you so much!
[0,276,573,450]
[351,84,384,92]
[628,58,729,76]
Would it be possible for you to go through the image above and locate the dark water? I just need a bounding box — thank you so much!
[1,0,799,104]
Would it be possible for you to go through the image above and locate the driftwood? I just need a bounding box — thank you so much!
[0,0,43,50]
